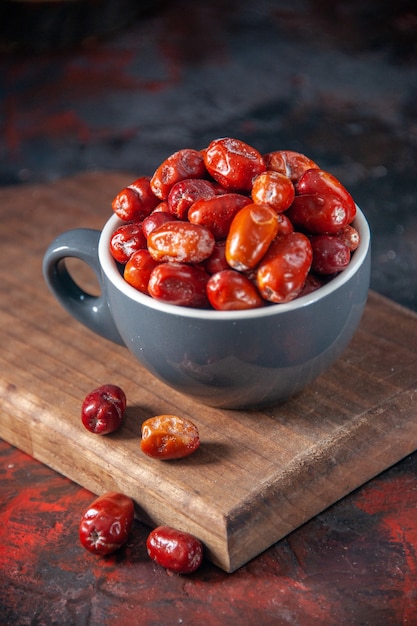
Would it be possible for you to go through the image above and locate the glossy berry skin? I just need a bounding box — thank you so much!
[296,168,356,223]
[203,240,229,274]
[207,270,265,310]
[112,177,159,222]
[124,249,159,294]
[310,235,351,274]
[264,149,319,182]
[225,203,279,271]
[287,193,350,235]
[276,212,294,236]
[256,232,313,303]
[79,492,134,556]
[140,414,200,460]
[81,384,126,435]
[142,210,177,239]
[188,193,252,239]
[168,178,217,219]
[251,170,295,212]
[109,222,147,264]
[146,526,203,574]
[204,137,266,192]
[150,149,207,200]
[147,221,215,264]
[148,262,210,307]
[336,224,360,251]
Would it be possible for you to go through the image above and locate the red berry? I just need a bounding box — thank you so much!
[140,414,200,460]
[150,149,207,200]
[251,170,295,212]
[147,221,215,264]
[109,222,147,264]
[310,235,351,274]
[203,240,229,274]
[286,193,350,235]
[263,149,319,182]
[148,263,210,308]
[79,492,134,555]
[204,137,266,192]
[142,210,177,239]
[124,249,159,294]
[167,178,217,219]
[256,232,313,303]
[225,203,279,271]
[296,168,356,223]
[207,270,265,311]
[188,193,252,239]
[81,384,126,435]
[112,177,159,222]
[146,525,203,574]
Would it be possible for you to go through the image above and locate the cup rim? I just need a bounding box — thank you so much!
[98,206,370,320]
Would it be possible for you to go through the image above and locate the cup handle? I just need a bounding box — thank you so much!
[42,228,124,346]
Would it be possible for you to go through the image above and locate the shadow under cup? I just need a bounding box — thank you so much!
[95,208,371,410]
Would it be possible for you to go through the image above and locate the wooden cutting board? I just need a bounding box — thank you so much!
[1,172,417,572]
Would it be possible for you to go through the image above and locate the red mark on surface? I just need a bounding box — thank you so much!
[0,3,239,162]
[0,44,173,157]
[355,474,417,623]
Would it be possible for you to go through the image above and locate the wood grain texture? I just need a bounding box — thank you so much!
[1,173,416,572]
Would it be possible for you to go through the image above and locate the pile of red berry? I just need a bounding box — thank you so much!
[109,137,360,310]
[79,383,203,573]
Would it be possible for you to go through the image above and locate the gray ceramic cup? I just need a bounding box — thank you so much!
[43,208,371,409]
